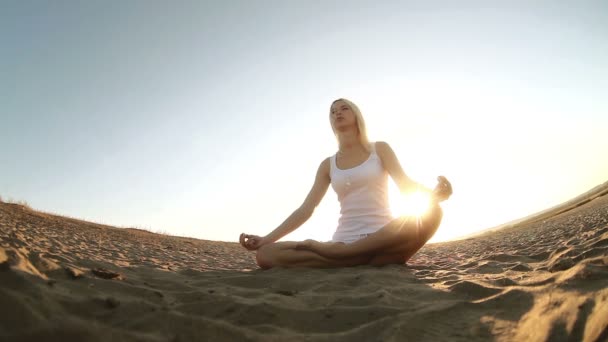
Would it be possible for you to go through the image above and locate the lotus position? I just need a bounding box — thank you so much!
[240,98,452,269]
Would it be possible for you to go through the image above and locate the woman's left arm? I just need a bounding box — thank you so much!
[375,141,431,194]
[376,141,452,202]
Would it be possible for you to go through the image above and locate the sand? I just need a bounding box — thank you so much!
[1,194,607,342]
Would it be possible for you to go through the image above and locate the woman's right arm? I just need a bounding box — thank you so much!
[241,158,331,249]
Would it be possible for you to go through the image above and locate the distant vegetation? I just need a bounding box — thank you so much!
[0,195,32,210]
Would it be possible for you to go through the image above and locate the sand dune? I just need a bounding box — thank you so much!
[1,193,607,341]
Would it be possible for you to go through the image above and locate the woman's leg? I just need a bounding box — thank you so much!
[366,203,444,264]
[304,204,443,262]
[255,205,443,269]
[255,241,371,269]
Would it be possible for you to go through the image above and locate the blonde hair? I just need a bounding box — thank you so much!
[330,98,371,151]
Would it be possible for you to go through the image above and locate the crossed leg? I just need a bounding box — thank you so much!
[255,242,371,269]
[255,204,443,269]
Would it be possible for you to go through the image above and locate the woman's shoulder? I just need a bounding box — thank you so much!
[373,141,392,154]
[319,156,332,173]
[372,141,398,165]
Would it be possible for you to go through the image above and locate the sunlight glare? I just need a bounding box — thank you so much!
[391,191,432,217]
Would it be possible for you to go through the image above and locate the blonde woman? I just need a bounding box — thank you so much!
[239,99,452,268]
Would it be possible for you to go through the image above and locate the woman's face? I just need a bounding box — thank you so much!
[330,100,356,132]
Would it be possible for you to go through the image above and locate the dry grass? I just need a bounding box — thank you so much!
[125,225,171,236]
[0,196,31,210]
[0,194,171,237]
[15,200,31,210]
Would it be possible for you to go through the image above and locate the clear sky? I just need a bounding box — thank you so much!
[2,1,607,244]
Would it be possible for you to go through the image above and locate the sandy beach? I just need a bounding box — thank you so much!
[1,193,607,341]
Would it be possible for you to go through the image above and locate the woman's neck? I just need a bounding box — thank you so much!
[337,131,363,154]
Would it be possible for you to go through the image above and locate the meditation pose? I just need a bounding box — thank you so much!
[240,98,452,268]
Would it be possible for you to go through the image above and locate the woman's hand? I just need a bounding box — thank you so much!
[239,233,267,251]
[431,176,452,202]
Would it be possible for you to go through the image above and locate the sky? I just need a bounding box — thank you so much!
[1,1,607,244]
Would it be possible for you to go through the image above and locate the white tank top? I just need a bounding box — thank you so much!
[330,142,394,243]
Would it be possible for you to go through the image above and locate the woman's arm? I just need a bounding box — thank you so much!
[376,141,452,202]
[240,158,331,250]
[375,141,432,194]
[375,141,452,203]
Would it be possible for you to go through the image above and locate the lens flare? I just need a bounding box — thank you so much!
[391,191,431,217]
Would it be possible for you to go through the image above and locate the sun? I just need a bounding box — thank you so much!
[390,191,432,217]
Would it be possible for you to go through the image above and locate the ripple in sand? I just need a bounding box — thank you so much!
[514,289,608,342]
[548,256,575,272]
[473,288,535,322]
[487,277,518,287]
[467,261,509,275]
[448,280,502,300]
[556,262,608,291]
[508,263,532,272]
[487,253,537,263]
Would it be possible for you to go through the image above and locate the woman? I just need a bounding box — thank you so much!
[239,98,452,268]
